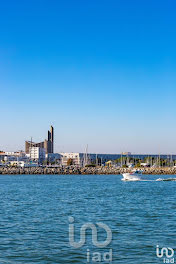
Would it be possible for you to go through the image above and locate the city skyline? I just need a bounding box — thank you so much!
[1,0,176,153]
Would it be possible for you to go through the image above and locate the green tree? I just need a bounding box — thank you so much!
[67,158,73,166]
[135,162,141,168]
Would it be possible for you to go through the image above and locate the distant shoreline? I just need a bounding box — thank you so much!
[1,167,176,175]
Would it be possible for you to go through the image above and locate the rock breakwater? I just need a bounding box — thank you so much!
[1,166,176,175]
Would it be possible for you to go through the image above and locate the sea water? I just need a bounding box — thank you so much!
[0,174,175,264]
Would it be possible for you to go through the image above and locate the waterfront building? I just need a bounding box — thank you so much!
[46,153,61,163]
[29,147,46,163]
[0,152,6,162]
[0,151,29,163]
[25,126,54,154]
[60,153,82,166]
[9,161,25,167]
[122,152,131,155]
[4,151,26,157]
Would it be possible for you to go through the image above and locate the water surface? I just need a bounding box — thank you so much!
[0,174,175,263]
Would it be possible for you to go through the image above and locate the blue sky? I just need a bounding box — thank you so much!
[0,0,176,153]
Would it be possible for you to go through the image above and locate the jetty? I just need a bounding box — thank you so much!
[1,166,176,175]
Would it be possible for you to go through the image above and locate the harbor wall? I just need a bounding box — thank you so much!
[1,167,176,175]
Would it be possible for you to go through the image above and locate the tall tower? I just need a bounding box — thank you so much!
[48,130,51,142]
[46,126,54,153]
[51,126,54,153]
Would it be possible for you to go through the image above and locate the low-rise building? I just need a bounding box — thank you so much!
[46,153,61,163]
[9,161,25,167]
[0,151,28,163]
[60,153,82,166]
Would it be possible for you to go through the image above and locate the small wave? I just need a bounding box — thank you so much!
[121,179,155,182]
[156,178,176,181]
[121,177,176,182]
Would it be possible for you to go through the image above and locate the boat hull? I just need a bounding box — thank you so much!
[122,172,142,181]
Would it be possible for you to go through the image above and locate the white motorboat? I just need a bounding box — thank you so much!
[122,169,143,181]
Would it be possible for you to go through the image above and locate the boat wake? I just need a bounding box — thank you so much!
[121,177,176,182]
[121,178,155,182]
[156,178,176,181]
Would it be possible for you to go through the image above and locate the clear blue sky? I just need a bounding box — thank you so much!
[0,0,176,154]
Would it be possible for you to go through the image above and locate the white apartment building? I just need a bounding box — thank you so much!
[29,147,45,162]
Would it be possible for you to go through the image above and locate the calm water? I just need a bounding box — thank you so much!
[0,174,176,264]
